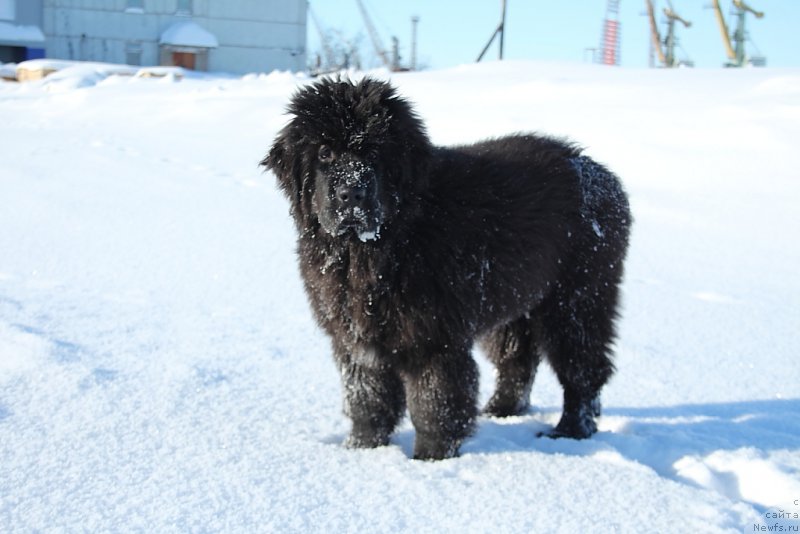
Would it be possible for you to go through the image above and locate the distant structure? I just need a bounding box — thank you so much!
[711,0,765,67]
[309,4,341,74]
[0,0,45,62]
[645,0,692,68]
[356,0,393,70]
[410,15,419,71]
[599,0,621,66]
[311,2,418,75]
[2,0,306,74]
[355,0,410,71]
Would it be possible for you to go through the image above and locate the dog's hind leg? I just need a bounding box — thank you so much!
[481,316,542,417]
[539,278,620,439]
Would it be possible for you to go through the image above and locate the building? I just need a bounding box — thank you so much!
[0,0,46,63]
[3,0,307,74]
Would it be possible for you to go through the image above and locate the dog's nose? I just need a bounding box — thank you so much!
[336,184,367,206]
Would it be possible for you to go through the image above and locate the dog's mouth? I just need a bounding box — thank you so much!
[336,218,382,242]
[338,217,361,231]
[335,211,382,242]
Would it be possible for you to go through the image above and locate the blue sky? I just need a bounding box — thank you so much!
[307,0,799,70]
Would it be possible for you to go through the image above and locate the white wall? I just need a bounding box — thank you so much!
[42,0,306,73]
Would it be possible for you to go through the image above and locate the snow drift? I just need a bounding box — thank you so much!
[1,60,798,532]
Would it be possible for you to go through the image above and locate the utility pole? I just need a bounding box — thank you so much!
[498,0,507,60]
[391,36,400,71]
[411,15,419,70]
[476,0,507,62]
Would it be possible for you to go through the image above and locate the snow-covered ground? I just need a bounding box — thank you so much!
[1,61,799,532]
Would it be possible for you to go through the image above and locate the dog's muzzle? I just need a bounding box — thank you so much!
[330,162,383,241]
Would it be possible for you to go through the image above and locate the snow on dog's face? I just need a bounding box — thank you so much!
[311,145,383,241]
[262,76,432,242]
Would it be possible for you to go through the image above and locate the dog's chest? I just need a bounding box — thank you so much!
[309,244,400,343]
[343,249,395,339]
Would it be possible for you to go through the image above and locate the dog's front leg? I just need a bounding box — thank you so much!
[402,346,479,460]
[336,346,406,449]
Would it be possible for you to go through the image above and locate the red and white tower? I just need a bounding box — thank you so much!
[600,0,621,65]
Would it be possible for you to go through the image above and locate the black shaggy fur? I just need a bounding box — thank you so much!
[262,77,632,460]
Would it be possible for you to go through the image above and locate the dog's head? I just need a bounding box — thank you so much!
[262,77,431,242]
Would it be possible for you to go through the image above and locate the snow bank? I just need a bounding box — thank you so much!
[15,59,138,88]
[1,60,798,532]
[16,58,78,73]
[0,62,16,80]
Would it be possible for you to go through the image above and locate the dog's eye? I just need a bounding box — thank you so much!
[318,145,333,162]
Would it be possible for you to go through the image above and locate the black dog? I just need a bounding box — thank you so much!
[263,77,631,460]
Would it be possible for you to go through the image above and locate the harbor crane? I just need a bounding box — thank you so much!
[645,0,692,68]
[711,0,765,67]
[356,0,405,71]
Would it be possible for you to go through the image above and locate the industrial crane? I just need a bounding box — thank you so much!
[356,0,398,71]
[711,0,765,67]
[645,0,691,68]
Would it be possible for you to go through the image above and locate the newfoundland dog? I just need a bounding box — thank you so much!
[263,76,631,460]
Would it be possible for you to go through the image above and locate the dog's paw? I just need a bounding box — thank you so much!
[412,433,461,461]
[343,430,390,449]
[538,412,598,440]
[483,396,530,418]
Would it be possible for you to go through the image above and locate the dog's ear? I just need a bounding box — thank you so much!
[382,93,432,194]
[261,128,303,208]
